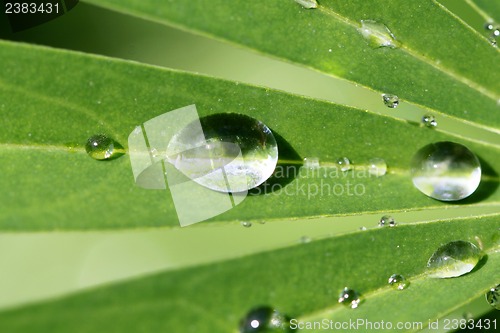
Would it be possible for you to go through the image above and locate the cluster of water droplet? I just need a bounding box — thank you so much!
[485,22,500,47]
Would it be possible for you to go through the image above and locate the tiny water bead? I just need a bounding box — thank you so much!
[485,22,494,31]
[492,28,500,37]
[426,241,483,278]
[241,221,252,228]
[336,157,352,171]
[338,288,361,309]
[379,215,396,227]
[422,115,437,127]
[85,134,115,160]
[485,284,500,310]
[239,306,291,332]
[167,113,278,193]
[368,158,387,177]
[410,142,481,201]
[303,157,320,169]
[359,20,397,48]
[382,94,399,108]
[294,0,318,9]
[388,274,408,290]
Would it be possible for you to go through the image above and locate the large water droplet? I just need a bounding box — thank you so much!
[338,288,361,309]
[294,0,318,9]
[422,115,437,128]
[336,157,352,171]
[427,240,483,278]
[485,284,500,310]
[379,215,396,227]
[382,94,399,108]
[239,306,290,332]
[359,20,397,48]
[388,274,408,290]
[410,142,481,201]
[85,134,115,160]
[368,158,387,176]
[167,113,278,193]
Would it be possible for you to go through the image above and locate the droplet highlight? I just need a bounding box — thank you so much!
[382,94,399,108]
[485,284,500,310]
[410,142,481,201]
[338,288,361,309]
[426,240,483,278]
[239,306,290,332]
[359,20,397,48]
[336,157,352,171]
[294,0,318,9]
[167,113,278,193]
[85,134,115,160]
[368,158,387,177]
[379,215,396,227]
[422,115,437,127]
[388,274,408,290]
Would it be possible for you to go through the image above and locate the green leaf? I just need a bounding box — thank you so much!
[468,0,500,23]
[1,40,498,230]
[0,215,498,332]
[82,0,500,133]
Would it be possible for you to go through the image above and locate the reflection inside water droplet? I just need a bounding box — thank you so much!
[388,274,408,290]
[85,134,116,160]
[239,306,290,332]
[359,20,397,48]
[338,288,361,309]
[410,142,481,201]
[426,240,483,278]
[485,284,500,310]
[382,94,399,108]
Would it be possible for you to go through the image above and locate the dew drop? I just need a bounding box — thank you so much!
[485,284,500,310]
[368,158,387,177]
[359,20,397,48]
[489,37,498,48]
[167,113,278,193]
[359,226,367,231]
[299,236,311,243]
[388,274,409,290]
[241,221,252,228]
[85,134,115,160]
[485,22,494,31]
[336,157,352,171]
[426,240,483,278]
[303,157,320,169]
[294,0,318,9]
[239,306,291,332]
[410,142,481,201]
[492,28,500,37]
[422,115,437,128]
[338,288,361,309]
[382,94,399,108]
[379,215,396,227]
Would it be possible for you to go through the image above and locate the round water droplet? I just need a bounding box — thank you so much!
[241,221,252,228]
[382,94,399,108]
[167,113,278,193]
[359,20,397,48]
[239,306,290,332]
[422,115,437,127]
[368,158,387,176]
[338,288,361,309]
[379,215,396,227]
[85,134,115,160]
[388,274,408,290]
[336,157,352,171]
[485,22,494,31]
[493,28,500,37]
[303,157,320,169]
[427,240,483,278]
[410,142,481,201]
[485,284,500,310]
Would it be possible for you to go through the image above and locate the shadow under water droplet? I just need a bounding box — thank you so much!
[249,131,302,195]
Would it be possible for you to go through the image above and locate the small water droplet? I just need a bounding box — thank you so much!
[379,215,396,227]
[368,158,387,176]
[410,142,481,201]
[489,37,498,47]
[485,284,500,310]
[336,157,352,171]
[359,20,397,48]
[167,113,278,193]
[338,288,361,309]
[388,274,408,290]
[239,306,290,332]
[492,28,500,37]
[299,236,311,243]
[241,221,252,228]
[422,115,437,127]
[382,94,399,108]
[85,134,115,160]
[485,22,494,31]
[303,157,320,169]
[294,0,318,9]
[359,226,367,231]
[427,240,483,278]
